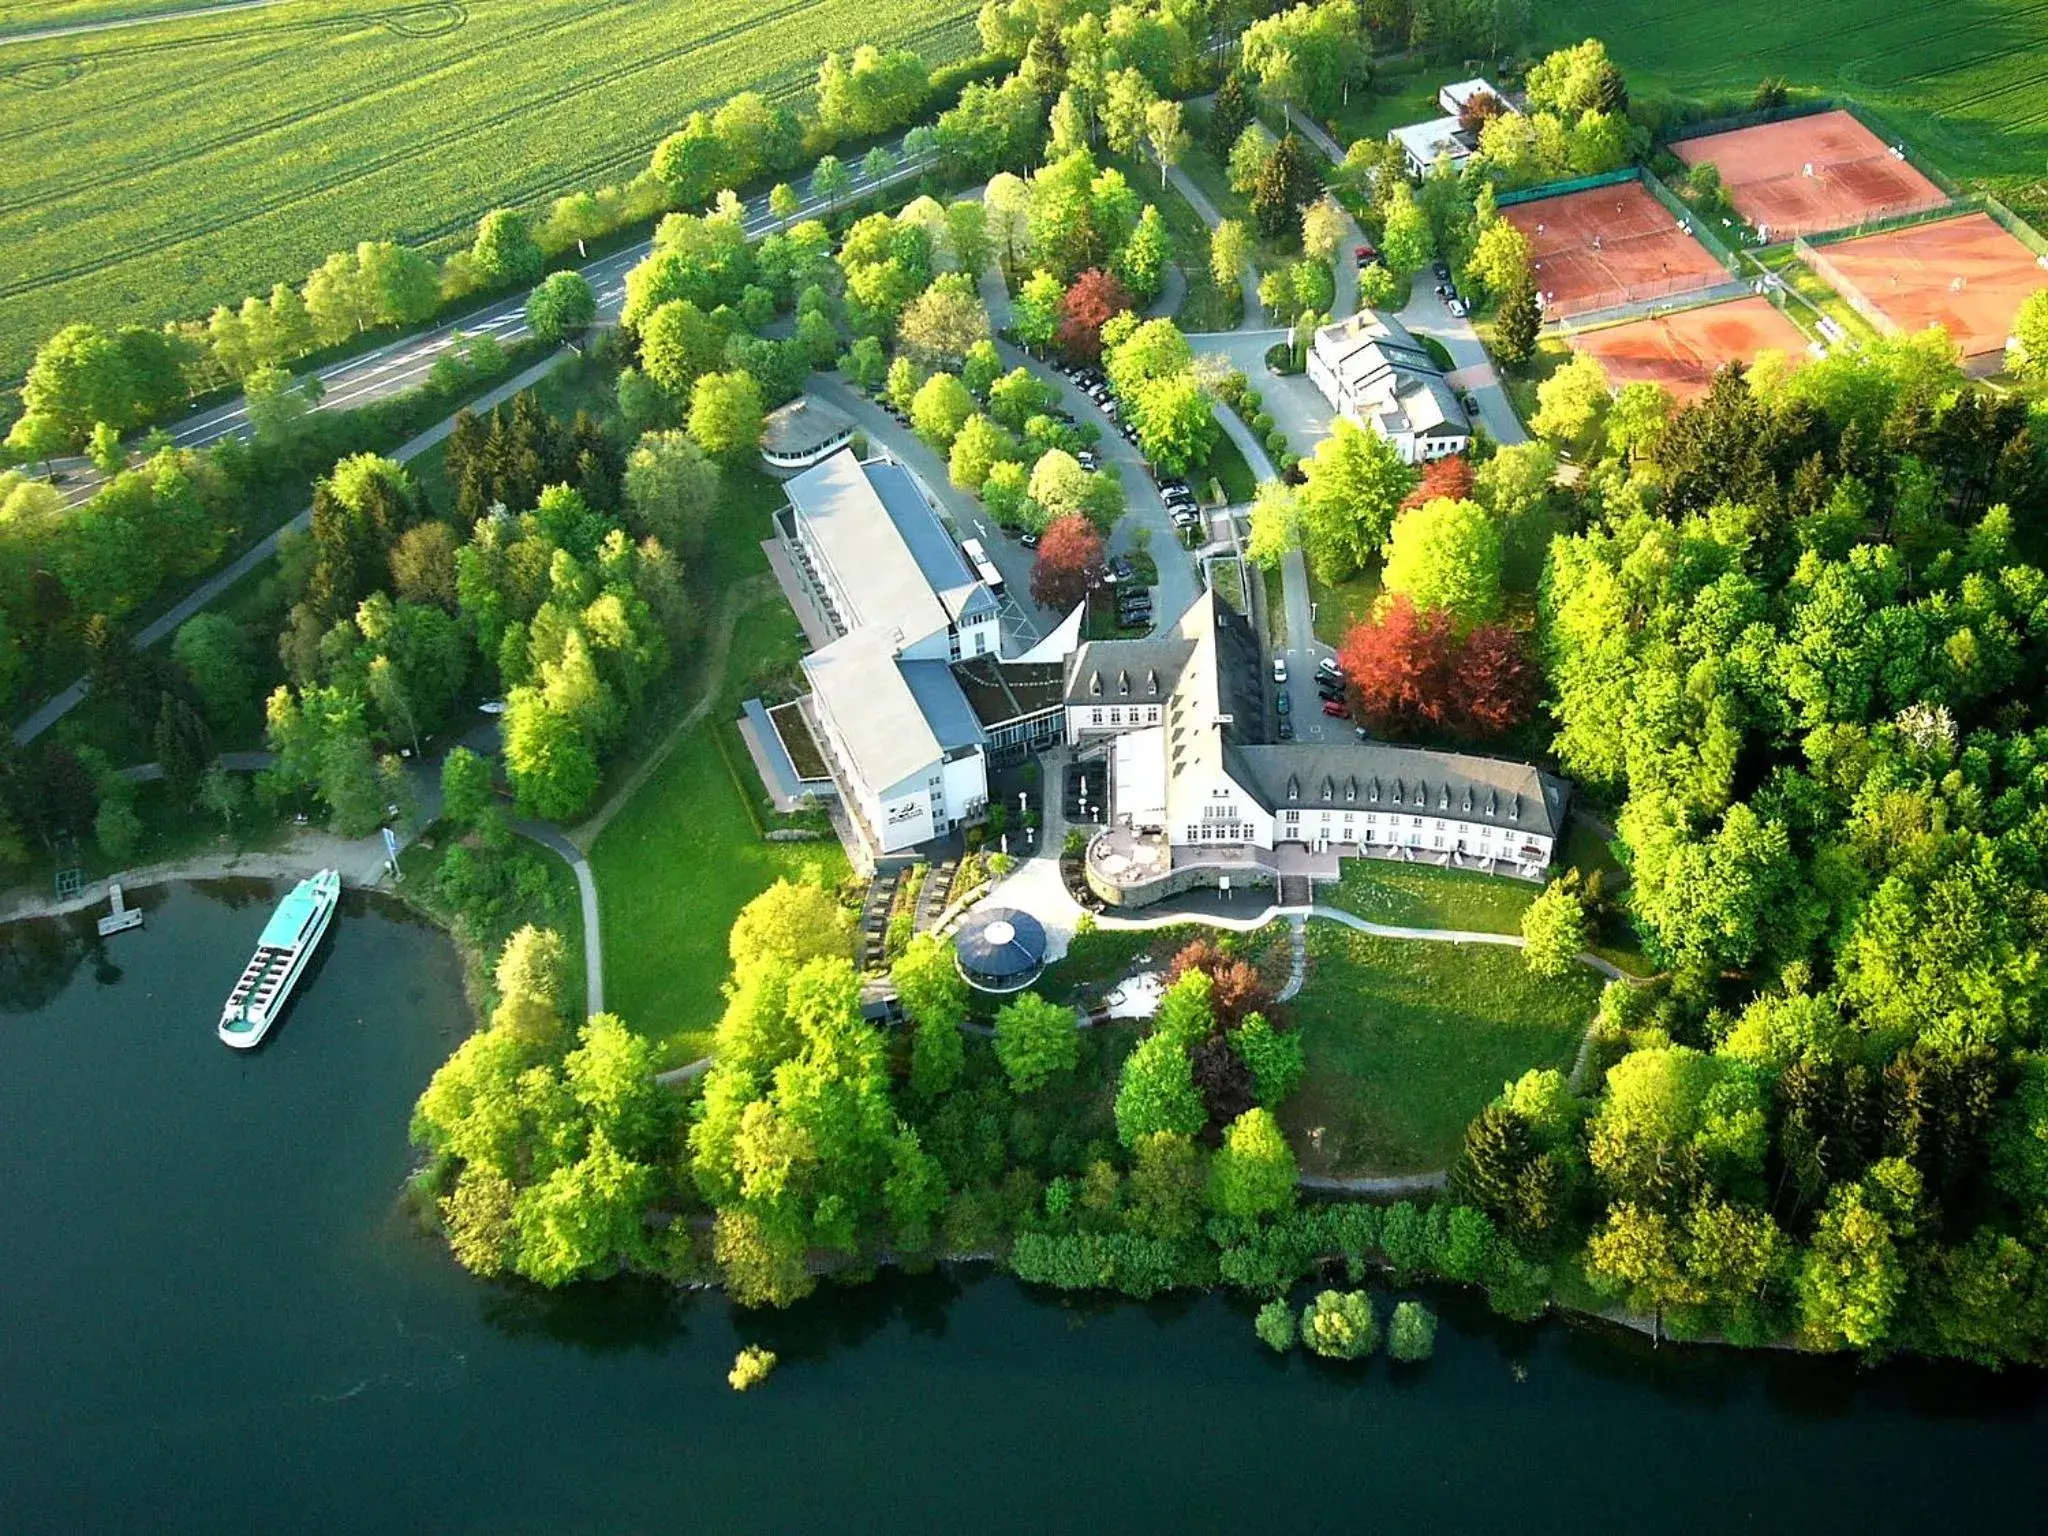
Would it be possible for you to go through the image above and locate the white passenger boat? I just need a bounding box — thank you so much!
[217,869,341,1049]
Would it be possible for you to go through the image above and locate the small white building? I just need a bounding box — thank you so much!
[1306,312,1471,464]
[1389,78,1514,179]
[761,395,856,470]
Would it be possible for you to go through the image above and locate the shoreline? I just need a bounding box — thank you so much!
[0,825,400,927]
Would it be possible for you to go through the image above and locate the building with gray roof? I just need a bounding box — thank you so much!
[1307,312,1472,465]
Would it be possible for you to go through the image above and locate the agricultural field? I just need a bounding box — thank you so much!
[0,0,983,377]
[1538,0,2048,218]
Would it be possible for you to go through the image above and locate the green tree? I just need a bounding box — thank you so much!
[1300,1289,1378,1359]
[993,991,1080,1093]
[1380,180,1435,276]
[1209,219,1250,298]
[172,612,254,731]
[526,271,597,345]
[1207,1107,1299,1219]
[513,1127,656,1287]
[1530,352,1610,448]
[1382,497,1502,623]
[501,690,599,820]
[1521,877,1590,977]
[688,371,765,462]
[1296,416,1418,580]
[639,299,726,397]
[897,277,992,370]
[1388,1300,1437,1361]
[1011,269,1066,351]
[729,876,853,972]
[945,199,992,277]
[440,745,497,832]
[1144,98,1190,187]
[911,371,979,451]
[564,1014,670,1156]
[768,182,801,222]
[1254,1298,1298,1351]
[949,413,1020,492]
[1128,373,1216,475]
[893,933,968,1097]
[1252,133,1319,241]
[811,154,853,212]
[471,209,544,288]
[1230,1012,1305,1107]
[2008,287,2048,379]
[1115,1031,1206,1147]
[622,430,721,553]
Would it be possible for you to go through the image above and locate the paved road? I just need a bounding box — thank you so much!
[48,135,939,508]
[514,818,605,1019]
[1396,283,1528,446]
[12,345,571,747]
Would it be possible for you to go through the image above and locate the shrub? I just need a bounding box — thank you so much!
[1300,1289,1378,1360]
[1388,1300,1437,1361]
[728,1345,778,1391]
[1255,1298,1298,1352]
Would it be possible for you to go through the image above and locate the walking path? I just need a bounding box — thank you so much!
[511,818,603,1020]
[0,0,298,44]
[1166,164,1260,314]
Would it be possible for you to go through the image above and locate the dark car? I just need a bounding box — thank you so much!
[1019,530,1039,548]
[1275,691,1291,715]
[1434,260,1452,282]
[1277,718,1294,740]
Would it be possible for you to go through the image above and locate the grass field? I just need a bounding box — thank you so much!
[0,0,983,376]
[1324,859,1540,935]
[1280,919,1599,1176]
[588,594,849,1068]
[1537,0,2048,220]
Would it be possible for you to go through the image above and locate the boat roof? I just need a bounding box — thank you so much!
[259,879,323,948]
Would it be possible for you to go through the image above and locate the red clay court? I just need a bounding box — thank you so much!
[1500,181,1728,320]
[1672,110,1947,239]
[1802,212,2046,364]
[1570,297,1810,402]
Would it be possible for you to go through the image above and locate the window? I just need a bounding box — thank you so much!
[1412,816,1423,828]
[1285,810,1300,824]
[1362,827,1374,843]
[1110,709,1122,725]
[1091,709,1103,724]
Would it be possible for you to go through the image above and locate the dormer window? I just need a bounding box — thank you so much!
[1439,787,1450,810]
[1345,777,1357,803]
[1287,776,1300,802]
[1146,668,1159,696]
[1461,789,1472,814]
[1089,671,1102,698]
[1369,779,1380,802]
[1320,776,1334,801]
[1117,668,1130,696]
[1509,794,1520,822]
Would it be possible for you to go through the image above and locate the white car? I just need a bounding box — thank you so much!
[1317,656,1343,680]
[1272,656,1287,684]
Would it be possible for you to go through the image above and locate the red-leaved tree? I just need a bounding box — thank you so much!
[1056,268,1133,362]
[1337,597,1539,743]
[1448,620,1539,740]
[1030,513,1105,613]
[1399,452,1475,510]
[1338,596,1455,738]
[1164,937,1276,1029]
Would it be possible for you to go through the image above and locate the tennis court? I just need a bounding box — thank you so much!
[1570,297,1810,401]
[1801,212,2045,363]
[1501,181,1729,319]
[1672,110,1948,240]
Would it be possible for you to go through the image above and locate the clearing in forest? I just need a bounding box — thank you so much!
[1672,109,1949,240]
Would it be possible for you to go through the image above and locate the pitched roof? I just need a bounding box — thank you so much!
[1064,637,1198,707]
[1226,741,1570,840]
[899,660,984,751]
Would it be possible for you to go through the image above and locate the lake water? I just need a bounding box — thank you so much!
[4,880,2047,1533]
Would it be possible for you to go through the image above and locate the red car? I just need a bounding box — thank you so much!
[1321,698,1350,718]
[1354,243,1378,264]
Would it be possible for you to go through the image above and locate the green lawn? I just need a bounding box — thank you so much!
[1323,68,1445,154]
[1753,246,1884,347]
[1307,562,1381,649]
[1537,0,2048,223]
[589,576,846,1065]
[1106,149,1243,333]
[1280,919,1600,1176]
[1324,857,1540,935]
[1198,427,1257,505]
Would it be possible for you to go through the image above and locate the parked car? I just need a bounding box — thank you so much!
[1277,719,1295,740]
[1317,679,1345,701]
[1272,656,1288,683]
[1105,555,1135,583]
[1434,260,1451,282]
[1276,690,1291,714]
[1172,510,1203,530]
[1019,530,1039,548]
[1355,242,1379,264]
[1448,298,1468,318]
[1321,698,1350,718]
[1077,449,1100,470]
[1317,656,1344,680]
